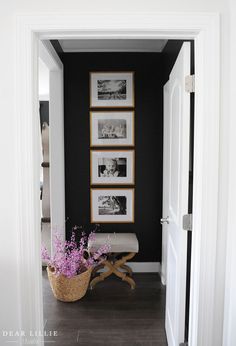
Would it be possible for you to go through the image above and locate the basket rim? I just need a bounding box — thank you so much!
[47,265,92,277]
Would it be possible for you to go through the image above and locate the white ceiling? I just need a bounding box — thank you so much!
[58,39,167,52]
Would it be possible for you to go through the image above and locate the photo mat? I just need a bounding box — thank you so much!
[91,188,135,223]
[90,150,135,185]
[90,111,135,147]
[90,72,134,108]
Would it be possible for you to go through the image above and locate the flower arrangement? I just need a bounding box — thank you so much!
[41,226,110,278]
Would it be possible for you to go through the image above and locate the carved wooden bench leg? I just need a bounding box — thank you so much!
[90,252,136,289]
[111,265,136,289]
[120,264,133,276]
[113,252,136,289]
[123,275,136,289]
[90,260,113,289]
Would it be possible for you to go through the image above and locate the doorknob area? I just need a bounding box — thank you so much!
[160,216,170,225]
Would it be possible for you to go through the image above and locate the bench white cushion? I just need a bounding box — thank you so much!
[88,233,139,253]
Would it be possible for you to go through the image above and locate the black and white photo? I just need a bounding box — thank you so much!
[90,150,135,185]
[98,158,127,178]
[97,80,127,100]
[98,196,127,215]
[90,72,134,107]
[91,188,134,223]
[90,111,135,146]
[98,119,127,139]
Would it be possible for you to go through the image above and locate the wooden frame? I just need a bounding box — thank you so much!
[16,12,220,346]
[90,188,135,223]
[90,71,135,108]
[90,110,135,147]
[90,149,135,185]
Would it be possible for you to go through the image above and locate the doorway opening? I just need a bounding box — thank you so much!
[39,38,194,345]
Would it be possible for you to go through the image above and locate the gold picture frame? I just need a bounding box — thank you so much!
[90,149,135,185]
[90,71,135,108]
[90,188,135,223]
[90,110,135,147]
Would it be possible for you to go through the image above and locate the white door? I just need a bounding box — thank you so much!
[161,81,170,286]
[162,42,191,346]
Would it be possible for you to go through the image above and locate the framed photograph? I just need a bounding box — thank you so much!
[91,188,135,223]
[90,111,134,147]
[90,72,135,108]
[90,150,135,185]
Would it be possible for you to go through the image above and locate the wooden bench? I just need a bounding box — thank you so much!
[88,233,139,289]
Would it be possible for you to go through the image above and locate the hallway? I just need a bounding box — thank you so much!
[43,271,167,345]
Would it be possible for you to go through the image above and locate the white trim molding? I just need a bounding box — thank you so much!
[223,3,236,344]
[39,40,63,71]
[39,94,49,101]
[16,12,220,346]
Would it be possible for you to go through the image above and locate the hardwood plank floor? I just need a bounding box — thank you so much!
[42,270,167,345]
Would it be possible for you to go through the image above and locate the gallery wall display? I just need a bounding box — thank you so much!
[90,71,135,223]
[90,150,135,185]
[90,111,135,147]
[90,72,135,108]
[91,188,135,223]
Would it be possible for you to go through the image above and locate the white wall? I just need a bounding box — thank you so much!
[0,0,227,14]
[0,0,234,345]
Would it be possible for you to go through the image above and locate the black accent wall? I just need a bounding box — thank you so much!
[50,40,64,61]
[39,101,49,130]
[63,53,164,262]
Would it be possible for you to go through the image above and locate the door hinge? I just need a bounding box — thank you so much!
[185,75,195,93]
[183,214,192,231]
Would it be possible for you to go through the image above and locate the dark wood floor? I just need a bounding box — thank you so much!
[42,270,167,346]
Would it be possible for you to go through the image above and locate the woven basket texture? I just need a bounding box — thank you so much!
[47,266,92,302]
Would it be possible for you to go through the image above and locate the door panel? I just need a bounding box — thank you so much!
[161,82,170,285]
[169,83,181,221]
[166,237,178,345]
[163,42,191,346]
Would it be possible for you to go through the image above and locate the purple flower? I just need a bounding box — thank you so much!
[41,245,51,262]
[41,228,111,278]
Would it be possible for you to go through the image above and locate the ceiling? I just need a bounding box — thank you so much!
[58,39,167,53]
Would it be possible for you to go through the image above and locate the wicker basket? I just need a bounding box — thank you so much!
[47,266,92,302]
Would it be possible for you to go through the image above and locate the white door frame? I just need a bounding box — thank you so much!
[16,13,220,346]
[39,40,65,247]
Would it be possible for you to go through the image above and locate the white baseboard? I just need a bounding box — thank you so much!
[128,262,161,273]
[98,262,160,273]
